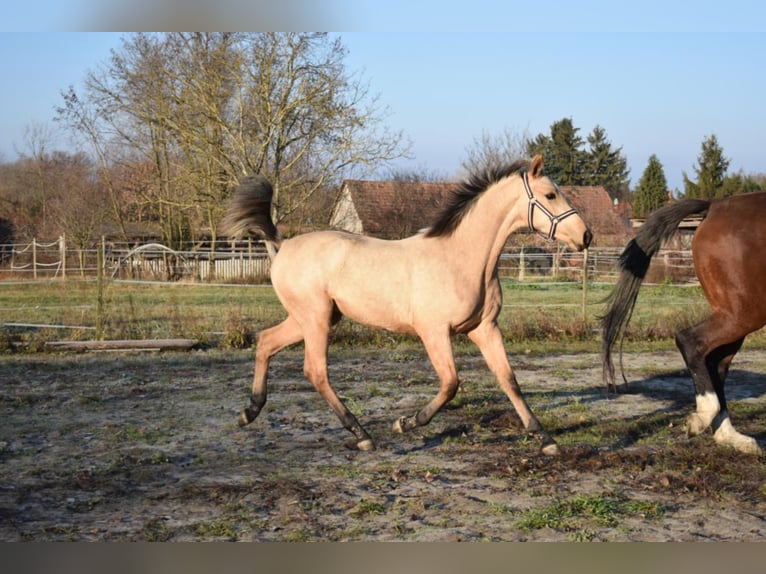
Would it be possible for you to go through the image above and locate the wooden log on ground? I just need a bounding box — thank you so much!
[45,339,199,352]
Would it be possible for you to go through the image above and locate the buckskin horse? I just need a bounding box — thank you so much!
[222,155,592,454]
[601,192,766,455]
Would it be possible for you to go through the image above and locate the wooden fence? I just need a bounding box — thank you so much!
[0,237,698,285]
[0,237,273,283]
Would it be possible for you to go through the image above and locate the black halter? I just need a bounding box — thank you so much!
[522,171,578,241]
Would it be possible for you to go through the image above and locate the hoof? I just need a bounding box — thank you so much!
[345,438,376,451]
[238,408,255,427]
[392,416,411,434]
[738,439,763,457]
[357,439,375,451]
[541,442,561,456]
[685,413,706,437]
[713,422,763,456]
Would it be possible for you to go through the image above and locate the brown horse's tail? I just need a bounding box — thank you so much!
[600,198,711,387]
[220,175,281,260]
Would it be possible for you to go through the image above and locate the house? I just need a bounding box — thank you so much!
[330,180,457,240]
[330,179,632,247]
[559,186,633,248]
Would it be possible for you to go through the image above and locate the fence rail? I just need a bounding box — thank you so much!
[0,237,698,285]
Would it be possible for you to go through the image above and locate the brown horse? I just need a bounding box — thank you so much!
[223,155,592,454]
[601,192,766,455]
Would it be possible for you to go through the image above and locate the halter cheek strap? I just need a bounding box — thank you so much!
[522,172,578,241]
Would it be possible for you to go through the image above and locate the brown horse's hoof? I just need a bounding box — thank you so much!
[685,413,706,437]
[541,442,561,456]
[356,439,375,451]
[392,417,405,434]
[345,438,375,451]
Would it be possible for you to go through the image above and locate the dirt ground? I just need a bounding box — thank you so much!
[1,344,766,541]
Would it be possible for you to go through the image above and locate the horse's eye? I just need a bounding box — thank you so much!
[545,192,556,201]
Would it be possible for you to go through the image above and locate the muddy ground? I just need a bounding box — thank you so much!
[1,345,766,541]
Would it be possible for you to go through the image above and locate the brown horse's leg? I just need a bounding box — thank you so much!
[715,338,743,384]
[676,319,761,454]
[468,322,559,455]
[239,315,303,427]
[302,322,375,451]
[393,331,459,434]
[707,338,761,454]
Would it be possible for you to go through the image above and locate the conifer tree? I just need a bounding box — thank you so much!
[632,154,669,217]
[526,119,628,198]
[584,125,630,201]
[526,118,586,185]
[682,134,729,199]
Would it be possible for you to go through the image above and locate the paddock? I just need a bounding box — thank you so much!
[2,346,766,541]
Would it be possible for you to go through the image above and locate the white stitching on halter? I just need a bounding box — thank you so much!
[522,171,578,241]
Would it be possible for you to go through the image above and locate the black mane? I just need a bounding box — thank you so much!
[425,158,531,238]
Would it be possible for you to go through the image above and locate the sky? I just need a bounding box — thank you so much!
[2,2,766,192]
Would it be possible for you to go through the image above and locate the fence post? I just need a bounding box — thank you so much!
[518,246,525,281]
[32,238,37,280]
[247,238,253,281]
[59,234,66,280]
[96,236,105,340]
[581,248,589,325]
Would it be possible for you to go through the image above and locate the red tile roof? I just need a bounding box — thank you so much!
[333,180,632,246]
[562,186,632,247]
[336,180,457,239]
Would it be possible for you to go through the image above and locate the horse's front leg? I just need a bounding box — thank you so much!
[393,332,459,434]
[468,322,560,456]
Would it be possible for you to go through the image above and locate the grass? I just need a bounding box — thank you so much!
[1,278,764,353]
[349,499,387,517]
[514,491,667,539]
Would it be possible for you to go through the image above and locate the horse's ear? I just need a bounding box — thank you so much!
[530,154,544,178]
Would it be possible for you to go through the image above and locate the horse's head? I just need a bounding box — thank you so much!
[522,154,592,251]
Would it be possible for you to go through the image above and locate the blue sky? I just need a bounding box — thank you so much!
[2,3,766,192]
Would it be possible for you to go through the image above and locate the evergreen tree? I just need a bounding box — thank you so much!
[632,154,669,217]
[526,118,628,198]
[526,118,586,185]
[720,172,764,197]
[682,134,730,199]
[584,125,630,201]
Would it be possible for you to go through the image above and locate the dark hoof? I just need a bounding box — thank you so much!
[392,416,417,434]
[238,407,256,427]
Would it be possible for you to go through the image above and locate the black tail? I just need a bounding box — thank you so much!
[600,199,710,387]
[220,175,281,258]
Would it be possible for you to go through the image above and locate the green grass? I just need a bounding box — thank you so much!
[349,499,387,517]
[514,491,667,538]
[1,278,763,353]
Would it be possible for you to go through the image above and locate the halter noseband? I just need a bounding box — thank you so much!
[522,171,578,242]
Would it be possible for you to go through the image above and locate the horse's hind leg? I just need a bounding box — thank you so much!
[708,338,761,455]
[676,319,761,455]
[239,315,304,427]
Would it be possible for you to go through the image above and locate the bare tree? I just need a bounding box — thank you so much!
[48,153,110,272]
[57,88,130,239]
[57,32,411,247]
[19,121,56,232]
[386,165,449,183]
[461,126,531,176]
